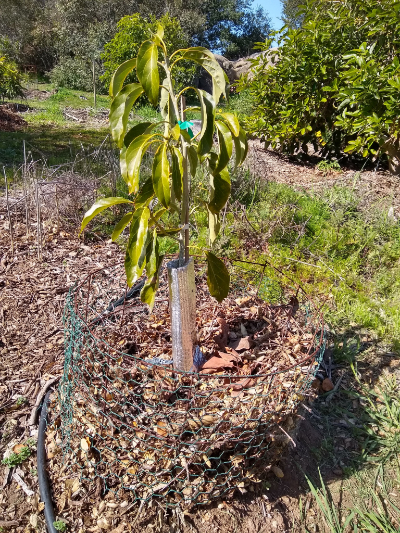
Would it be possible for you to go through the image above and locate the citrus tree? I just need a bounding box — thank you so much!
[0,56,24,102]
[81,25,248,345]
[244,0,400,173]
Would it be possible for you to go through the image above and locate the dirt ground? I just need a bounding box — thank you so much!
[0,105,28,132]
[1,123,400,531]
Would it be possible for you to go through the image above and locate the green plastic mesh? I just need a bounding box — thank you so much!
[57,261,325,506]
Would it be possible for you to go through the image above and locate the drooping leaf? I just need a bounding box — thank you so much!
[197,90,216,156]
[152,143,170,208]
[208,167,231,214]
[110,84,144,147]
[215,120,233,173]
[208,209,220,243]
[219,112,240,137]
[125,207,150,286]
[124,134,159,194]
[124,122,154,148]
[140,229,164,311]
[137,40,160,106]
[80,197,133,233]
[178,47,226,103]
[206,251,230,302]
[233,127,249,168]
[135,177,154,208]
[188,145,198,178]
[171,146,183,201]
[109,58,137,98]
[111,211,133,242]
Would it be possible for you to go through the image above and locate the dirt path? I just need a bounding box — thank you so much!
[247,140,400,218]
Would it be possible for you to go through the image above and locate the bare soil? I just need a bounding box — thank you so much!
[0,105,27,132]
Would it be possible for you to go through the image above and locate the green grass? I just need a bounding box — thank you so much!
[217,177,400,349]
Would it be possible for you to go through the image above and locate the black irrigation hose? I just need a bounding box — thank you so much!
[37,390,58,533]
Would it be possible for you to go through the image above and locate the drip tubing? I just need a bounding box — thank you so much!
[37,390,58,533]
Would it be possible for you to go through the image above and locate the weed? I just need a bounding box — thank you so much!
[317,160,342,175]
[53,521,67,532]
[306,471,355,532]
[1,439,35,467]
[15,396,27,407]
[352,372,400,464]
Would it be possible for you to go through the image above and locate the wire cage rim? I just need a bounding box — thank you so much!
[68,257,325,380]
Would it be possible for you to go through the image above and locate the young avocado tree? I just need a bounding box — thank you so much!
[81,25,248,371]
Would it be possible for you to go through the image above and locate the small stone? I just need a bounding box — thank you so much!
[322,378,334,392]
[97,517,110,529]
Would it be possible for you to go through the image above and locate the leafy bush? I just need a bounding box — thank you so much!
[0,56,24,102]
[49,56,101,92]
[244,0,400,173]
[101,13,195,95]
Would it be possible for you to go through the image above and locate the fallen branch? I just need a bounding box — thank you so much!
[29,376,60,426]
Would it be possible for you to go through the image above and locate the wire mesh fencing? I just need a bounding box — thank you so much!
[56,260,325,507]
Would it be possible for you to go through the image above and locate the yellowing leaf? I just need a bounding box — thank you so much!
[109,57,137,97]
[179,47,226,103]
[152,143,170,208]
[80,197,133,234]
[125,208,150,286]
[109,83,143,147]
[137,40,159,106]
[171,146,183,201]
[111,212,133,242]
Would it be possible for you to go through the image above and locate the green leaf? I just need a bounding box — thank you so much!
[188,145,198,178]
[125,207,150,286]
[80,197,133,233]
[233,127,248,168]
[197,89,216,156]
[109,58,137,98]
[208,167,231,214]
[215,120,233,173]
[171,146,183,201]
[125,134,158,194]
[137,40,159,106]
[111,211,133,242]
[179,47,226,103]
[206,251,230,302]
[124,122,154,148]
[135,177,155,208]
[208,209,220,244]
[140,229,164,312]
[152,143,170,208]
[110,84,143,148]
[219,112,240,137]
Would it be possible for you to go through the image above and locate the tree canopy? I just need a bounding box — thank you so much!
[244,0,400,173]
[0,0,271,89]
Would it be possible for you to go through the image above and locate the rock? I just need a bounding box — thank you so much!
[197,49,279,92]
[322,378,334,392]
[271,466,284,478]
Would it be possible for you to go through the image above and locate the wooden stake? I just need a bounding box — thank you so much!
[92,59,97,109]
[55,183,60,232]
[35,179,42,260]
[3,167,14,256]
[180,96,190,265]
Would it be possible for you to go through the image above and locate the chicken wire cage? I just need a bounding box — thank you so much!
[56,259,325,507]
